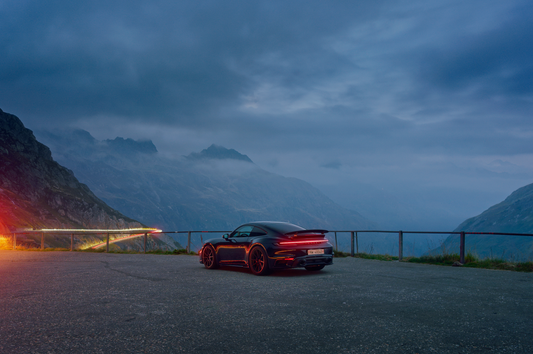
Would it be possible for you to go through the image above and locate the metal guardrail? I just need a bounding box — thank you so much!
[7,229,230,253]
[330,230,533,263]
[7,229,533,263]
[159,231,231,253]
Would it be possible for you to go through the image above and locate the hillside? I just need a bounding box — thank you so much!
[430,183,533,260]
[0,108,177,250]
[36,130,373,230]
[33,129,390,251]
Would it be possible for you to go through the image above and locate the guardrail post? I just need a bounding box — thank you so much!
[144,233,147,253]
[13,233,16,250]
[460,231,465,264]
[187,231,191,253]
[334,232,338,252]
[70,234,73,251]
[106,233,110,252]
[398,231,403,261]
[41,232,44,250]
[356,232,359,254]
[350,231,354,257]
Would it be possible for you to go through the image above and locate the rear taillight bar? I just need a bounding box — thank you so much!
[278,240,327,246]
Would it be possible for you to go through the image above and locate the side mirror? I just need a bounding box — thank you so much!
[223,234,229,240]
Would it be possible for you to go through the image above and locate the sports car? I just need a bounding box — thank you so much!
[199,221,333,275]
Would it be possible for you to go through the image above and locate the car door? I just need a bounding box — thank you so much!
[217,225,253,264]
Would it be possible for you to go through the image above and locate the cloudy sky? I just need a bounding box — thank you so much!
[2,0,533,229]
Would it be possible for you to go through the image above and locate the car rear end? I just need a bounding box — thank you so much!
[268,229,333,269]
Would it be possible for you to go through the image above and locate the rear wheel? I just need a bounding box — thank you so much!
[305,264,325,271]
[249,246,270,275]
[202,245,219,269]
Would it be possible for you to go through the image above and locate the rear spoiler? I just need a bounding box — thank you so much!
[284,229,329,237]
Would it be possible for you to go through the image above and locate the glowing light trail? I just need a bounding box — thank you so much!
[9,228,162,250]
[90,232,161,249]
[38,228,160,233]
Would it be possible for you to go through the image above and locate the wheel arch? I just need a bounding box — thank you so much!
[247,242,268,266]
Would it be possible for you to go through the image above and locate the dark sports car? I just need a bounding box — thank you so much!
[199,221,333,275]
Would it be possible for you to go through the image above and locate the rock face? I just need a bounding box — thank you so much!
[0,109,183,250]
[0,108,143,231]
[430,183,533,260]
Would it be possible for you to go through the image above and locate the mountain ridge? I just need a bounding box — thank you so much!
[185,144,253,163]
[35,129,376,234]
[429,182,533,260]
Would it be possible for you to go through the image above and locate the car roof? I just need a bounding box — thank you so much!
[245,221,305,234]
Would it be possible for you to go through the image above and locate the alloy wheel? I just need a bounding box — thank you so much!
[250,247,269,275]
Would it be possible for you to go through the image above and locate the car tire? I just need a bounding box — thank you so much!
[202,245,219,269]
[249,246,270,276]
[305,265,325,271]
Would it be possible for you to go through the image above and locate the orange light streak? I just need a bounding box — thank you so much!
[41,228,160,233]
[89,230,162,249]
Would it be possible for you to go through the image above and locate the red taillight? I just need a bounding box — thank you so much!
[284,257,294,261]
[278,240,326,246]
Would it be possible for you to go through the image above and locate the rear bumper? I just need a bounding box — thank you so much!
[270,254,333,269]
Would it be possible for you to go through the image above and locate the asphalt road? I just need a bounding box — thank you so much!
[1,251,532,354]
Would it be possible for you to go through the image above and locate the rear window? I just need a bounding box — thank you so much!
[265,222,305,234]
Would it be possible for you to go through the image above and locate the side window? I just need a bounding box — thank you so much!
[233,225,253,237]
[250,227,267,237]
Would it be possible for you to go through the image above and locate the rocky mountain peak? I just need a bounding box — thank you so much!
[105,137,158,155]
[186,144,253,163]
[71,129,97,144]
[0,108,53,162]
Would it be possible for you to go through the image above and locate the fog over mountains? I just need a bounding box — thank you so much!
[34,127,533,258]
[35,130,374,235]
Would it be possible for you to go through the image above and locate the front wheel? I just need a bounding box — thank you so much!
[202,245,219,269]
[249,246,270,275]
[305,265,325,271]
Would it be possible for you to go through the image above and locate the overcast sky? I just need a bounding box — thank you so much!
[2,0,533,228]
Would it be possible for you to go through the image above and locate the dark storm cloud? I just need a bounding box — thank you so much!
[1,0,532,161]
[0,0,383,124]
[1,0,252,120]
[417,5,533,96]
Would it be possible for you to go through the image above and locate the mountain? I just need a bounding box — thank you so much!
[429,183,533,260]
[0,109,177,250]
[186,144,253,163]
[34,129,388,251]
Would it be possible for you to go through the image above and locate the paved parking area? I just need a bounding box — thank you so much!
[1,250,532,353]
